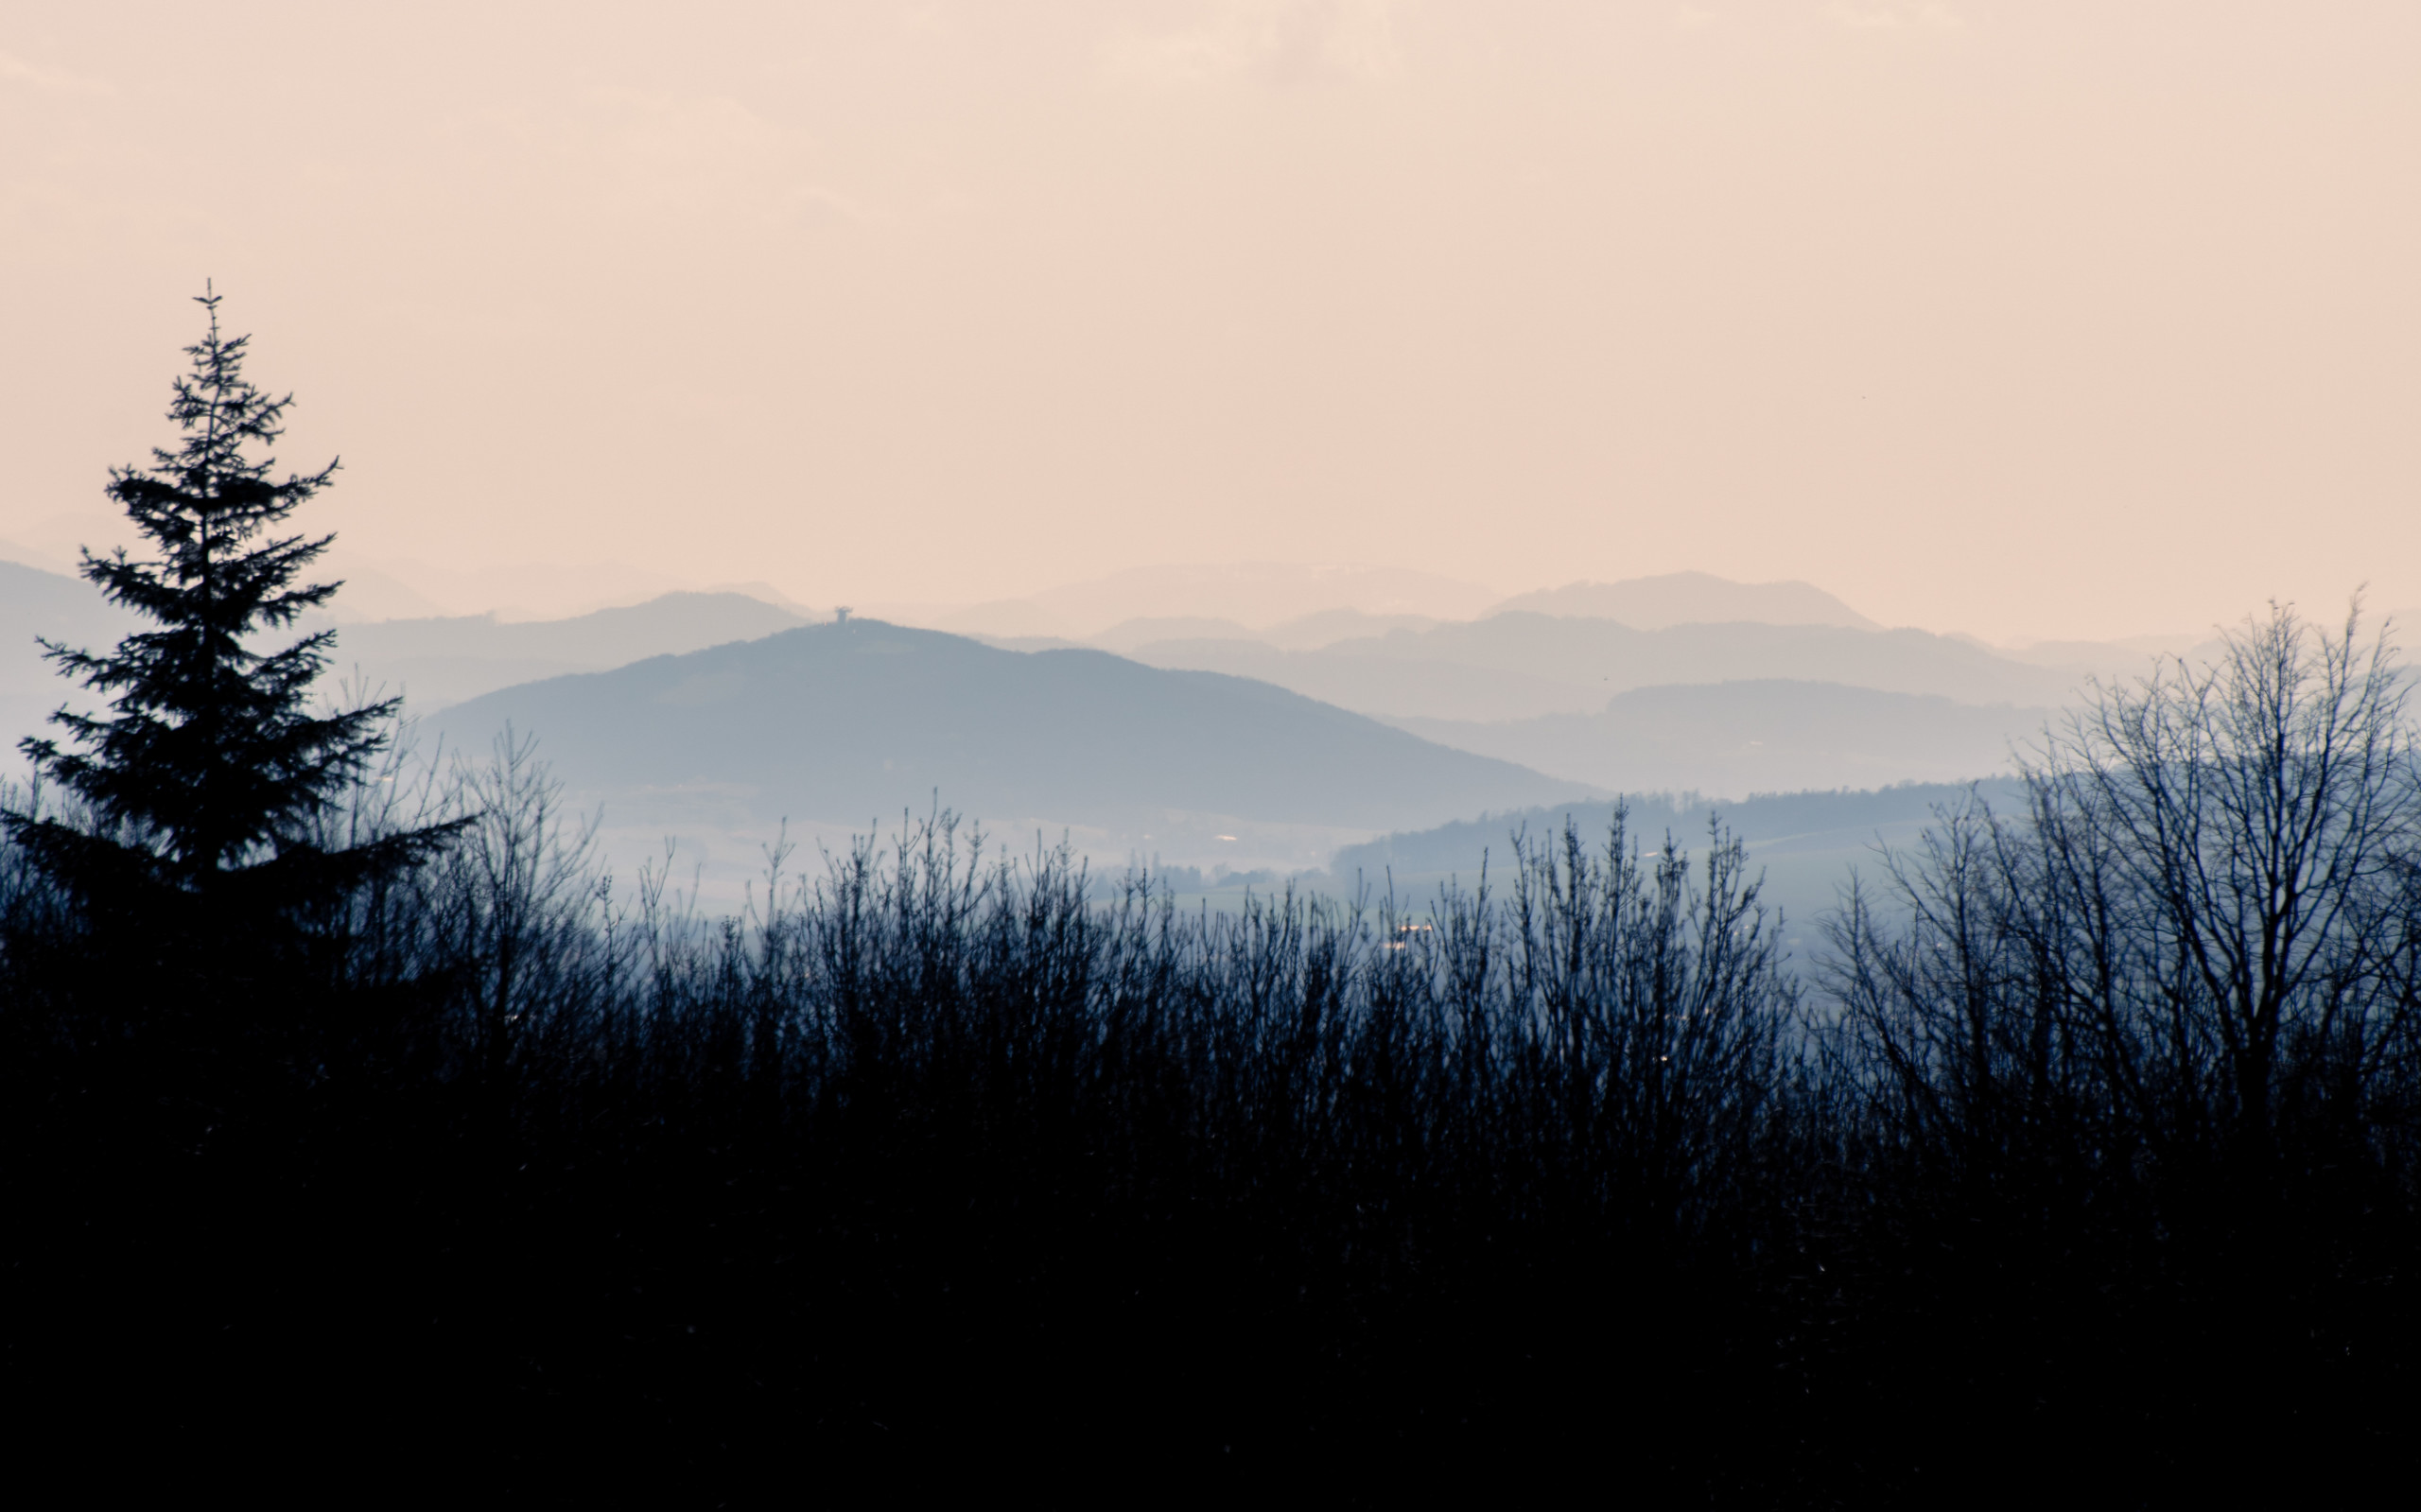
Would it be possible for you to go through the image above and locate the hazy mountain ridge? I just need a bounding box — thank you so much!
[954,570,2160,727]
[4,561,815,754]
[15,553,2338,878]
[1121,614,2102,721]
[1112,636,1602,721]
[907,562,1501,640]
[1485,572,1879,631]
[1386,680,2055,795]
[1,558,2127,836]
[977,607,1445,658]
[427,618,1592,894]
[941,570,2302,727]
[911,565,1891,643]
[1071,609,1446,655]
[324,591,811,708]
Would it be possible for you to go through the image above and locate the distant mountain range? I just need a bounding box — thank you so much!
[3,560,812,746]
[1487,572,1879,631]
[905,562,1505,640]
[324,592,811,708]
[0,557,2177,855]
[1114,615,2103,721]
[910,565,1888,643]
[427,619,1590,889]
[1387,680,2054,795]
[18,550,2358,913]
[1074,608,1444,655]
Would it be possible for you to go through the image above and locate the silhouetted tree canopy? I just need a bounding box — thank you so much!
[1,286,461,931]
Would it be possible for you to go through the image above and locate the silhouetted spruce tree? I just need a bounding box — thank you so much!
[1,286,461,947]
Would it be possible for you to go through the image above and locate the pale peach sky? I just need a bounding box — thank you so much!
[3,2,2414,642]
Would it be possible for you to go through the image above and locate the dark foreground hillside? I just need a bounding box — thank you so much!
[8,608,2421,1496]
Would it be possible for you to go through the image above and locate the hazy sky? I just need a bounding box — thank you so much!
[4,2,2414,641]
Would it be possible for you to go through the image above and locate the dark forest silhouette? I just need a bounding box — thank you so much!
[6,300,2419,1495]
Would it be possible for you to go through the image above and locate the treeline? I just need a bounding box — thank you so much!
[7,607,2419,1494]
[1136,860,1283,894]
[1332,776,2033,880]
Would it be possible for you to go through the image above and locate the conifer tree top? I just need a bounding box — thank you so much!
[6,286,461,909]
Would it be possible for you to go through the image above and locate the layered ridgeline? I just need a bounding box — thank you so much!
[7,559,2234,893]
[321,591,810,707]
[920,565,1876,642]
[970,572,2133,798]
[1388,680,2055,795]
[4,557,808,750]
[1484,571,1880,630]
[1110,617,2091,721]
[428,617,1590,895]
